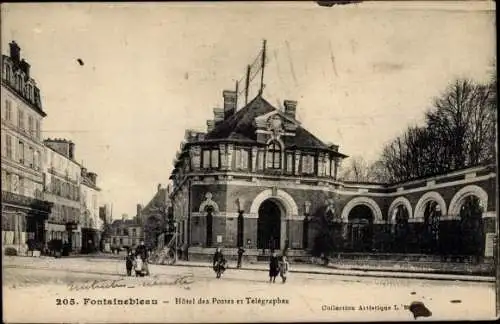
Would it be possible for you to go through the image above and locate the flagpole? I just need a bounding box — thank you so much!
[259,39,267,95]
[245,65,250,105]
[235,80,239,109]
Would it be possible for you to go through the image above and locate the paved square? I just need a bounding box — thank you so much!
[3,256,496,322]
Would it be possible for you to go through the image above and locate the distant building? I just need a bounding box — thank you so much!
[138,184,172,249]
[109,214,144,251]
[43,138,82,251]
[1,41,52,253]
[80,167,102,252]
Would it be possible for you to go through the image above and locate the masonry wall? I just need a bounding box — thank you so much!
[181,169,496,256]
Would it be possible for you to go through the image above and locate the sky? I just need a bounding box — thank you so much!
[1,1,495,219]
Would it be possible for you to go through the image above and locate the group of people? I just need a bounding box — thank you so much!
[212,247,290,283]
[125,241,150,277]
[269,251,289,283]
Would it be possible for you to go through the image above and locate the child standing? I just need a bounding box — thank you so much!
[125,251,135,276]
[279,255,289,283]
[134,254,144,277]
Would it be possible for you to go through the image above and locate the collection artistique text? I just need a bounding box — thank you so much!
[322,305,397,312]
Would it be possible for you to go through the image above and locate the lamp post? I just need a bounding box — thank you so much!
[236,198,245,248]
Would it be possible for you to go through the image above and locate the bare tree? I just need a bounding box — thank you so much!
[378,78,496,182]
[340,155,384,182]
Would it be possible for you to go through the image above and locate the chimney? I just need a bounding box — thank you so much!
[206,120,215,133]
[69,142,75,160]
[137,204,142,217]
[81,167,88,178]
[87,172,97,185]
[9,41,20,64]
[213,108,224,125]
[20,59,31,77]
[157,183,162,192]
[284,100,297,120]
[329,144,339,152]
[223,90,237,119]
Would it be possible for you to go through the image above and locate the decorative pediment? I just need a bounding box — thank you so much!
[267,115,284,136]
[254,110,300,131]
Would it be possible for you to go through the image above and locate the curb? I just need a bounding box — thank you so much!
[171,263,495,282]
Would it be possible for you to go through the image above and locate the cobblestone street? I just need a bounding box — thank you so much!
[3,256,496,322]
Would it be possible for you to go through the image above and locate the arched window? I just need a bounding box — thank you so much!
[266,141,281,169]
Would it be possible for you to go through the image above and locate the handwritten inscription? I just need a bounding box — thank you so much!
[68,274,194,291]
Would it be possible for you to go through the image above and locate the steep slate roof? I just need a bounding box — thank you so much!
[142,188,168,212]
[204,95,346,155]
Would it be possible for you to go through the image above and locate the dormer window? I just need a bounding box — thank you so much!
[266,141,282,169]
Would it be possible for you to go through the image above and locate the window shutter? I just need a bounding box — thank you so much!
[234,149,241,169]
[266,150,272,168]
[203,150,210,168]
[211,149,219,168]
[286,154,293,173]
[258,151,264,170]
[241,150,248,169]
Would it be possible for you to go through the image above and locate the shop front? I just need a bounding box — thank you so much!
[2,191,52,254]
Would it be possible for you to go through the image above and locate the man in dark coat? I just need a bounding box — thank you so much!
[269,252,280,283]
[213,248,226,277]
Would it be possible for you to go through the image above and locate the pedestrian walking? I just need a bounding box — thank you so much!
[125,250,135,276]
[135,241,150,276]
[213,247,226,279]
[279,255,290,283]
[269,252,279,283]
[237,246,245,269]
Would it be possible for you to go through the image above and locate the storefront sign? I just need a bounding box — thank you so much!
[66,222,78,231]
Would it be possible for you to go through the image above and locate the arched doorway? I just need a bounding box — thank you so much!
[392,205,410,253]
[257,199,282,251]
[458,195,484,258]
[347,205,374,252]
[423,200,441,254]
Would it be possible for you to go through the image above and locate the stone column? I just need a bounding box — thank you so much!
[219,144,227,169]
[257,149,264,170]
[334,158,340,180]
[317,153,324,177]
[251,147,258,172]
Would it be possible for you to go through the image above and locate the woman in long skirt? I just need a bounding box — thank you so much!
[269,252,280,283]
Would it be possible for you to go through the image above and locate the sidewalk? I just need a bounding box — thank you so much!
[172,260,495,282]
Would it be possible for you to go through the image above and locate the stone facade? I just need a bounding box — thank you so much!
[109,216,144,251]
[1,41,51,254]
[43,141,82,251]
[169,92,497,260]
[80,168,102,252]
